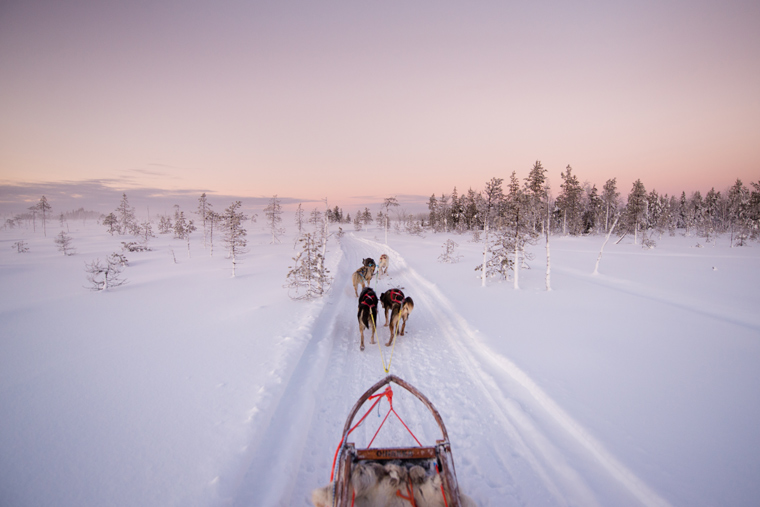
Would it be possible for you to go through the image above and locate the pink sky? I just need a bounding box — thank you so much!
[1,1,758,212]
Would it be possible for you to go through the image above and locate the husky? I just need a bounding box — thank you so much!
[379,288,405,327]
[387,297,414,347]
[311,461,477,507]
[357,287,378,351]
[352,265,374,297]
[378,254,389,278]
[362,257,377,275]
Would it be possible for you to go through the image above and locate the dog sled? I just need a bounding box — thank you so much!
[323,374,470,506]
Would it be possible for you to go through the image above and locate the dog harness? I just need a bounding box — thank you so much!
[360,291,378,308]
[389,289,404,305]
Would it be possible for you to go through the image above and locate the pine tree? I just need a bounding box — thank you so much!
[173,208,196,257]
[504,171,538,289]
[309,208,322,229]
[207,210,220,256]
[284,232,332,300]
[427,194,439,231]
[221,201,248,277]
[478,177,504,287]
[34,196,53,237]
[524,160,548,233]
[264,195,284,244]
[727,179,750,246]
[115,193,138,235]
[583,184,602,234]
[624,179,648,244]
[196,193,212,248]
[294,203,305,236]
[601,178,620,233]
[382,196,400,244]
[438,239,462,263]
[54,231,75,255]
[103,213,118,235]
[361,208,373,226]
[557,165,583,235]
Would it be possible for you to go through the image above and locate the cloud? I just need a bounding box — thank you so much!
[0,180,307,216]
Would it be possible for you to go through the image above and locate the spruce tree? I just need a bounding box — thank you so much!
[221,201,248,276]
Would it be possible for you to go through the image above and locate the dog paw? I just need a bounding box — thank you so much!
[360,344,365,351]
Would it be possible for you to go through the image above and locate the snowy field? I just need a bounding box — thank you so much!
[1,222,759,507]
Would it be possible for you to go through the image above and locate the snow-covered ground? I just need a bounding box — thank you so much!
[1,222,759,507]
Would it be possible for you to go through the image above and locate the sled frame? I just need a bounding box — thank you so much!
[333,374,463,507]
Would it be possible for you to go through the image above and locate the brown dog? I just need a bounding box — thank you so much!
[379,288,404,326]
[387,296,414,347]
[352,265,374,297]
[357,287,378,351]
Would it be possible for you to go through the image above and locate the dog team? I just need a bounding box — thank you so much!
[311,254,478,506]
[354,254,414,352]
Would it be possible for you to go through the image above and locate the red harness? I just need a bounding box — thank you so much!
[360,292,378,308]
[389,289,404,305]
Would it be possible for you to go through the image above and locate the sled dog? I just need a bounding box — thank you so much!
[387,296,414,347]
[311,460,477,507]
[352,265,374,297]
[378,254,388,278]
[379,288,405,327]
[357,287,378,351]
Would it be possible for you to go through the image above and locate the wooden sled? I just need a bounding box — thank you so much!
[332,374,465,506]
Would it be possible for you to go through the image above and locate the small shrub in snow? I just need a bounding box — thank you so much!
[12,240,29,253]
[85,255,128,291]
[109,252,129,267]
[54,231,75,255]
[438,239,462,263]
[121,241,150,252]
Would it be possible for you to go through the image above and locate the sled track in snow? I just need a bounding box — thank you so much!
[229,234,671,507]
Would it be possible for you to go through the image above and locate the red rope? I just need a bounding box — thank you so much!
[395,474,417,506]
[434,462,450,507]
[329,385,424,482]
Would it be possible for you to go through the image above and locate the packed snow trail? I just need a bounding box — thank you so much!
[228,234,671,506]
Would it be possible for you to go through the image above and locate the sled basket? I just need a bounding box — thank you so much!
[332,374,464,506]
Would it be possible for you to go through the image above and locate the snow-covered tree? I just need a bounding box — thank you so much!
[85,255,127,291]
[196,193,212,248]
[361,208,374,227]
[556,165,583,235]
[115,193,138,235]
[58,212,69,232]
[103,213,118,235]
[727,179,751,246]
[139,220,155,244]
[294,203,305,236]
[623,179,647,244]
[382,196,400,244]
[524,160,548,233]
[158,215,172,234]
[264,195,285,244]
[54,231,75,255]
[207,210,220,256]
[284,232,332,300]
[504,171,538,289]
[601,178,620,233]
[31,196,53,237]
[173,207,196,258]
[438,239,462,263]
[221,201,248,277]
[478,177,504,287]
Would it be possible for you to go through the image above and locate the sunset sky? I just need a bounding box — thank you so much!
[1,0,758,213]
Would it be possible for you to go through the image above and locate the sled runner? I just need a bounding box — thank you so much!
[329,374,465,506]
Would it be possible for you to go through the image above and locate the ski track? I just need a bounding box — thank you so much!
[228,234,672,507]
